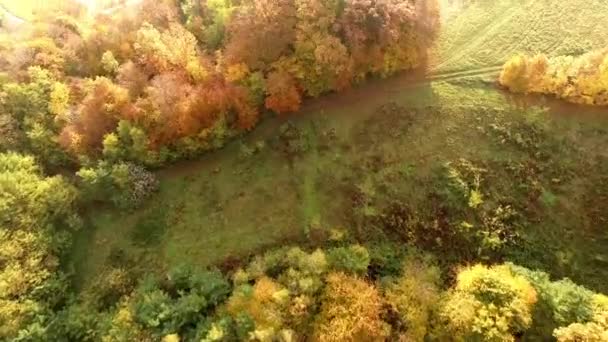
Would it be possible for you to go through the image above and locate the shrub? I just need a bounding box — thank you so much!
[77,161,158,209]
[102,302,153,341]
[47,303,102,342]
[0,114,22,151]
[125,163,159,207]
[86,267,135,310]
[165,265,231,309]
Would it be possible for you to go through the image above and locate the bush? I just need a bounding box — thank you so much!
[46,303,103,342]
[86,267,135,310]
[126,163,159,207]
[77,161,159,209]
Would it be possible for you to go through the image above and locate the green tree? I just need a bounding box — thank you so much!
[0,152,78,339]
[554,295,608,341]
[327,244,370,275]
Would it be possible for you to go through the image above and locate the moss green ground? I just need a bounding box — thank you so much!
[71,0,608,294]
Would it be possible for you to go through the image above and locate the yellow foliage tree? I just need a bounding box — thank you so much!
[48,82,70,119]
[439,264,538,342]
[500,49,608,106]
[499,54,532,93]
[225,277,289,338]
[314,272,389,341]
[385,254,441,341]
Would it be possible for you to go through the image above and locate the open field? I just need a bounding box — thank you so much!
[71,0,608,295]
[0,0,119,20]
[433,0,608,72]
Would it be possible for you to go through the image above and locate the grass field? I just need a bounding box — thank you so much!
[71,0,608,295]
[0,0,119,20]
[72,77,608,294]
[433,0,608,72]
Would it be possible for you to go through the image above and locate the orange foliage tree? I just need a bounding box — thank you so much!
[60,78,133,155]
[265,70,302,114]
[225,0,297,70]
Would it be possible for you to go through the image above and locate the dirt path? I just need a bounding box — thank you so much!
[426,65,503,82]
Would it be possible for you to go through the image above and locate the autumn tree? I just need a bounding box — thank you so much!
[0,153,78,339]
[101,51,120,75]
[340,0,427,78]
[116,60,149,98]
[135,72,195,147]
[439,264,538,341]
[265,70,302,114]
[134,22,206,81]
[554,295,608,342]
[180,0,235,50]
[385,253,441,341]
[290,0,354,96]
[226,277,289,338]
[314,272,388,341]
[500,49,608,106]
[0,67,69,165]
[6,38,66,78]
[225,0,297,70]
[60,77,132,155]
[499,54,546,93]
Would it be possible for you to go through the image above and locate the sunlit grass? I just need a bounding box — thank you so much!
[0,0,118,20]
[434,0,608,72]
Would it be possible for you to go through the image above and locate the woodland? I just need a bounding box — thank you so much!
[1,0,608,341]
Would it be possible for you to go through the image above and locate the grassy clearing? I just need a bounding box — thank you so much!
[434,0,608,72]
[73,76,608,294]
